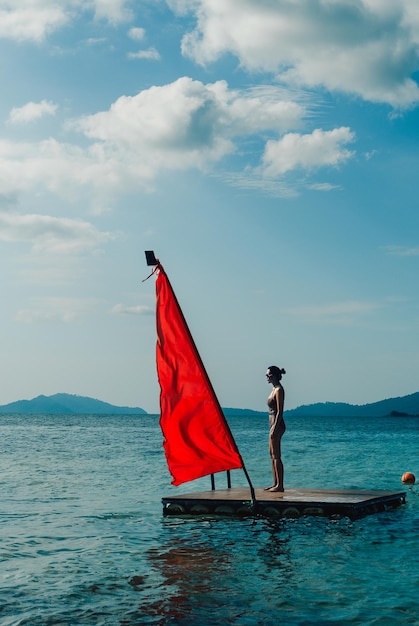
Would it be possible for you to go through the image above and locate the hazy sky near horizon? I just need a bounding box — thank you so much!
[1,0,419,413]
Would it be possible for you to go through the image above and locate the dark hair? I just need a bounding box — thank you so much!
[268,365,286,380]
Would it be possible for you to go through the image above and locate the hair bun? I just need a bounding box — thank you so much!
[267,365,286,379]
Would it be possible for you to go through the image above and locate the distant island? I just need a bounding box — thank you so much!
[283,391,419,417]
[0,392,418,417]
[0,394,147,415]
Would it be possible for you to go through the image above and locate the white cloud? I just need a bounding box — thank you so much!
[73,77,234,168]
[85,37,107,46]
[93,0,132,24]
[0,211,114,254]
[72,78,306,173]
[2,0,419,109]
[8,100,58,125]
[0,0,132,43]
[219,85,305,135]
[0,79,350,200]
[0,0,69,42]
[262,127,355,177]
[128,26,145,41]
[127,47,161,60]
[0,137,137,200]
[170,0,419,107]
[308,182,341,192]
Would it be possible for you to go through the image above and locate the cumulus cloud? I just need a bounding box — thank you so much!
[8,100,58,124]
[71,78,306,172]
[170,0,419,107]
[0,0,69,42]
[262,127,355,177]
[73,77,234,168]
[0,78,350,200]
[0,211,114,254]
[3,1,419,108]
[0,0,132,43]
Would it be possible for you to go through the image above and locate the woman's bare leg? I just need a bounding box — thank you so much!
[268,437,284,492]
[264,459,276,490]
[269,458,284,492]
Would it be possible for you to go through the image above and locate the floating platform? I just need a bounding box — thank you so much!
[162,487,406,520]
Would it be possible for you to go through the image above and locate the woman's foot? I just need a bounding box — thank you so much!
[268,486,284,492]
[264,485,275,491]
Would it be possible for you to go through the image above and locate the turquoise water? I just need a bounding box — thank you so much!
[0,413,417,625]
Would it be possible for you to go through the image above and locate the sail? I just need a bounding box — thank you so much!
[155,264,244,486]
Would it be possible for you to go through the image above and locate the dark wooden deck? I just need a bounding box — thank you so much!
[162,487,406,520]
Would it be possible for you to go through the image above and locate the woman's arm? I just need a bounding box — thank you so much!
[270,387,284,434]
[275,386,284,419]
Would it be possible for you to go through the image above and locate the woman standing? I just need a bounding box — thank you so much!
[265,365,286,492]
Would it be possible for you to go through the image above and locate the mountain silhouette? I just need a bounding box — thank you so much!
[1,392,418,417]
[283,392,419,417]
[0,393,147,415]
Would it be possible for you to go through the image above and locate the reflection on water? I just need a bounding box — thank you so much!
[142,534,232,624]
[133,516,363,625]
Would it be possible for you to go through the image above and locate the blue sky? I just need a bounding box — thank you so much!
[1,0,419,413]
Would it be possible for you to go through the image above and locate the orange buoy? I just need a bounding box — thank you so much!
[401,472,416,485]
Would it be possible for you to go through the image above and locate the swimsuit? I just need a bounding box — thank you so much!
[267,389,286,433]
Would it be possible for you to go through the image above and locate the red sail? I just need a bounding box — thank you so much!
[155,265,243,486]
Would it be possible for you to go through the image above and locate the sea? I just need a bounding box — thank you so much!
[0,413,418,625]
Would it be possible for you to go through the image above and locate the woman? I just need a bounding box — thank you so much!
[265,365,286,492]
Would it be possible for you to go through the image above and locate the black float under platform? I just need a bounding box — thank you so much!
[162,487,406,520]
